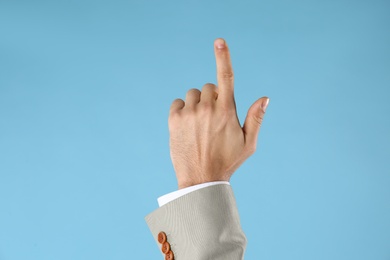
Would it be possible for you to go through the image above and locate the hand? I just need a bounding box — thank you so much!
[169,38,270,189]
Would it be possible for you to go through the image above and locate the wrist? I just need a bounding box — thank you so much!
[177,177,230,189]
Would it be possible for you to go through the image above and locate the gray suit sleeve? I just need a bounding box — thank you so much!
[145,184,247,260]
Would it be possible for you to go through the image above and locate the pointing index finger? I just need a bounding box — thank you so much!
[214,38,234,105]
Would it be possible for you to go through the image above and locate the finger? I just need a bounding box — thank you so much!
[214,38,234,105]
[185,88,201,106]
[200,83,218,102]
[242,97,270,153]
[169,98,185,114]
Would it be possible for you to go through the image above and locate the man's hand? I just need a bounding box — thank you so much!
[169,38,270,189]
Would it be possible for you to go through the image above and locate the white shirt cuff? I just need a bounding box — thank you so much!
[157,181,230,207]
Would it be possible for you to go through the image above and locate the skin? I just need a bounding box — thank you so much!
[169,38,270,189]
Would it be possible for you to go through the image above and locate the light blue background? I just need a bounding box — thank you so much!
[1,0,389,259]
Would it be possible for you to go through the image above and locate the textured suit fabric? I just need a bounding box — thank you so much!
[145,184,247,260]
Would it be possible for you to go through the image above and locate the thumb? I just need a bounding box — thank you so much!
[242,97,270,152]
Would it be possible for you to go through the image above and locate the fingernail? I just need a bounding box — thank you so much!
[261,98,270,113]
[216,38,225,49]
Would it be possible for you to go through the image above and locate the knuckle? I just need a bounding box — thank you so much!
[170,100,184,113]
[247,144,257,155]
[252,114,264,126]
[244,142,257,155]
[171,98,183,107]
[172,98,183,103]
[187,88,200,95]
[186,89,201,101]
[220,71,234,80]
[202,83,217,90]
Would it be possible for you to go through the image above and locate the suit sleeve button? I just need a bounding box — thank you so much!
[157,231,167,244]
[165,250,174,260]
[161,241,171,254]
